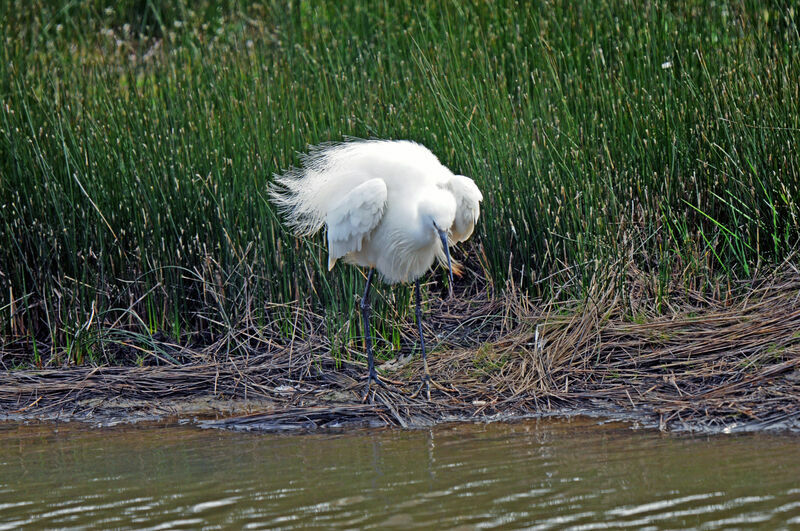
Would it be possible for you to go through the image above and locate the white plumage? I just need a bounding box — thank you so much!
[270,139,482,284]
[270,138,482,399]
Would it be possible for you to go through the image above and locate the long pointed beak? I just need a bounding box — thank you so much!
[437,228,454,298]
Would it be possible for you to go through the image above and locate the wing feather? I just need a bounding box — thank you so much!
[326,178,388,269]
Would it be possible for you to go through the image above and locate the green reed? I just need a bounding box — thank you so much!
[1,1,798,364]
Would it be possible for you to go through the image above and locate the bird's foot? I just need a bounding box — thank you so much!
[361,369,389,402]
[410,375,431,401]
[410,374,457,400]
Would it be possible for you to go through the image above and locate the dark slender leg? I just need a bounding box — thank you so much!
[361,268,386,401]
[411,279,457,400]
[415,279,432,400]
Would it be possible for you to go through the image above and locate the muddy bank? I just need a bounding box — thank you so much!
[2,274,800,434]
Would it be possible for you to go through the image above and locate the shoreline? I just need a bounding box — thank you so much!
[2,273,799,434]
[2,384,797,435]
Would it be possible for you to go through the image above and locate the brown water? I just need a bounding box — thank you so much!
[1,417,798,529]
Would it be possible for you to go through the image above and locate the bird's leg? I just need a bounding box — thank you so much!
[361,268,387,401]
[411,279,456,400]
[412,279,432,401]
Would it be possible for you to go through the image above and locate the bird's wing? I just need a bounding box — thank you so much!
[441,175,482,242]
[326,178,388,270]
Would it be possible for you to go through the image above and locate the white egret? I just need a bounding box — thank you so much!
[270,139,482,399]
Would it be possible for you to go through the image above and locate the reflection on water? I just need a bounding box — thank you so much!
[0,417,798,529]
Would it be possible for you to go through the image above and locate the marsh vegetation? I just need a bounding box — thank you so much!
[1,1,799,428]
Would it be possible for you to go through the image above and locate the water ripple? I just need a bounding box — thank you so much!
[0,419,798,529]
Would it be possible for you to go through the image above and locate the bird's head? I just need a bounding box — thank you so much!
[418,189,458,297]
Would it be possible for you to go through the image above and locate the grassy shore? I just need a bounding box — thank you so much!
[1,0,799,377]
[3,272,799,432]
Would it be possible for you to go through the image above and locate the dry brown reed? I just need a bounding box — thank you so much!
[2,269,799,433]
